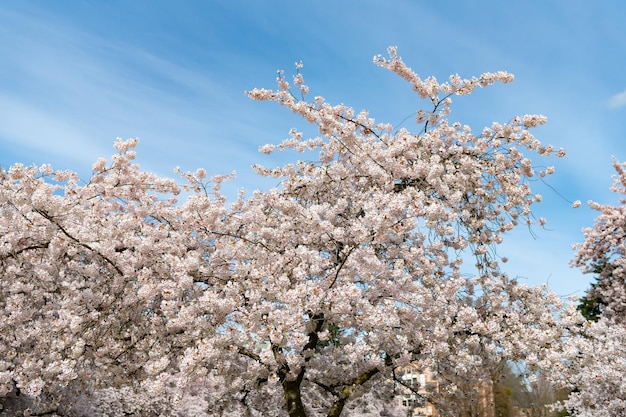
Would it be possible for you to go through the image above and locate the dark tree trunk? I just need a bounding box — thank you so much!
[283,376,307,417]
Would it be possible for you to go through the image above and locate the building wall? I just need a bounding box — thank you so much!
[396,364,498,417]
[396,365,439,417]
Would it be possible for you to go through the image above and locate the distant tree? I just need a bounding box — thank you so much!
[511,367,570,417]
[493,382,513,417]
[0,48,579,416]
[577,276,605,323]
[493,363,527,417]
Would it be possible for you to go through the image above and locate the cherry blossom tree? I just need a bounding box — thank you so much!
[1,48,579,416]
[573,159,626,323]
[0,139,219,415]
[554,159,626,416]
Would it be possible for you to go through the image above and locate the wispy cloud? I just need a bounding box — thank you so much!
[0,6,267,175]
[608,88,626,108]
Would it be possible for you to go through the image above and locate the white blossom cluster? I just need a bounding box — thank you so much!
[554,159,626,416]
[572,159,626,320]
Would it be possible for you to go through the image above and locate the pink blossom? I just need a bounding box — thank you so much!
[0,50,578,417]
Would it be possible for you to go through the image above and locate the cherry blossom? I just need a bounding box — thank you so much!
[572,159,626,321]
[0,49,579,416]
[556,159,626,416]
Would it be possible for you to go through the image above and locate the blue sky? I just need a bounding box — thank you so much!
[1,0,625,299]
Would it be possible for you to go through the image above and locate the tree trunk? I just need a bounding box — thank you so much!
[283,376,307,417]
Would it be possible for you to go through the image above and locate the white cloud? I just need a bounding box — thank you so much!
[608,88,626,108]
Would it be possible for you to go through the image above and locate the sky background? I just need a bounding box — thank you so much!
[1,0,625,300]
